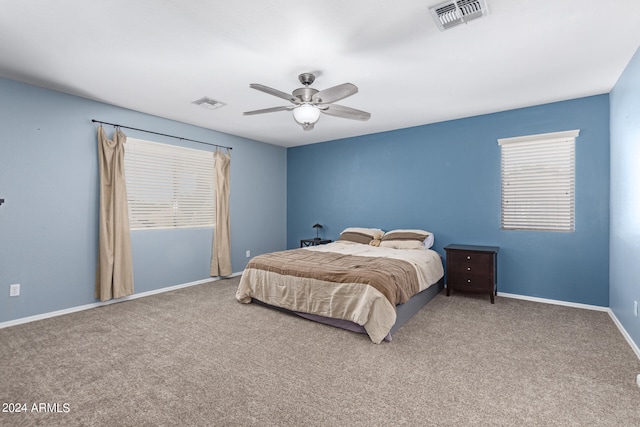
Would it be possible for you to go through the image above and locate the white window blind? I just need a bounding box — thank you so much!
[498,130,579,232]
[124,138,215,230]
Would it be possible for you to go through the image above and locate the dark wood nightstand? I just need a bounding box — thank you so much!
[300,238,332,247]
[444,244,499,304]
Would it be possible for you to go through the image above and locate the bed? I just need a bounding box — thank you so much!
[235,228,444,344]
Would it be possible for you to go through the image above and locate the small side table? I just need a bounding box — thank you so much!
[300,238,332,247]
[444,244,499,304]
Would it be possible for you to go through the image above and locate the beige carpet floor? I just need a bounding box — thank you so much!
[1,276,639,426]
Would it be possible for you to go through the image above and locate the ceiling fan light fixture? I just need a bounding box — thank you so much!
[293,103,321,125]
[244,73,370,130]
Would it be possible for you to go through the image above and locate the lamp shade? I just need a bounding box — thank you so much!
[293,104,321,125]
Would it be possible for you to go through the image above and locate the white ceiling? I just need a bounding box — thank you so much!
[1,0,639,148]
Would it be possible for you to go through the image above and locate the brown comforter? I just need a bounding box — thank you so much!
[245,248,420,307]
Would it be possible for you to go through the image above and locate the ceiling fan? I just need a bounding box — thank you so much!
[243,73,371,131]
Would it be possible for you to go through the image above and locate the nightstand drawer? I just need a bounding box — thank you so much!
[447,271,493,290]
[448,260,492,276]
[447,251,493,265]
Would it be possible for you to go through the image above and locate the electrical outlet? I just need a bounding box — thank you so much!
[246,250,251,258]
[637,374,640,389]
[9,284,20,297]
[635,300,638,317]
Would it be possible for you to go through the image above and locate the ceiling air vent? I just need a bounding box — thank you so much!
[429,0,489,31]
[192,97,226,110]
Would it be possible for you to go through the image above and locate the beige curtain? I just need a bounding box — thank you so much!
[210,150,232,276]
[95,126,134,301]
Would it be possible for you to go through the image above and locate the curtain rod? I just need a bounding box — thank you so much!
[91,119,232,150]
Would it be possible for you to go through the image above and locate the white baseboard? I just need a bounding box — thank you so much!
[606,309,640,361]
[0,271,243,330]
[498,291,640,360]
[497,291,609,312]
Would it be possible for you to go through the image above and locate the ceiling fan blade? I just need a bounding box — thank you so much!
[243,105,293,116]
[249,84,298,103]
[312,83,358,104]
[319,104,371,121]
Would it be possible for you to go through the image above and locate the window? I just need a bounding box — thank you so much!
[498,130,579,232]
[124,138,215,230]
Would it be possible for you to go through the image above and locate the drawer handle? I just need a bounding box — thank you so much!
[467,256,471,260]
[467,267,471,271]
[467,279,471,283]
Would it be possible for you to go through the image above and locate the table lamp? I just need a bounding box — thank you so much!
[313,223,323,240]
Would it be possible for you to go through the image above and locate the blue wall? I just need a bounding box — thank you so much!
[0,77,287,323]
[0,74,620,323]
[288,95,610,306]
[610,47,640,349]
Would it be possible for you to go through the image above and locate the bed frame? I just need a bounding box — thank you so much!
[254,277,444,342]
